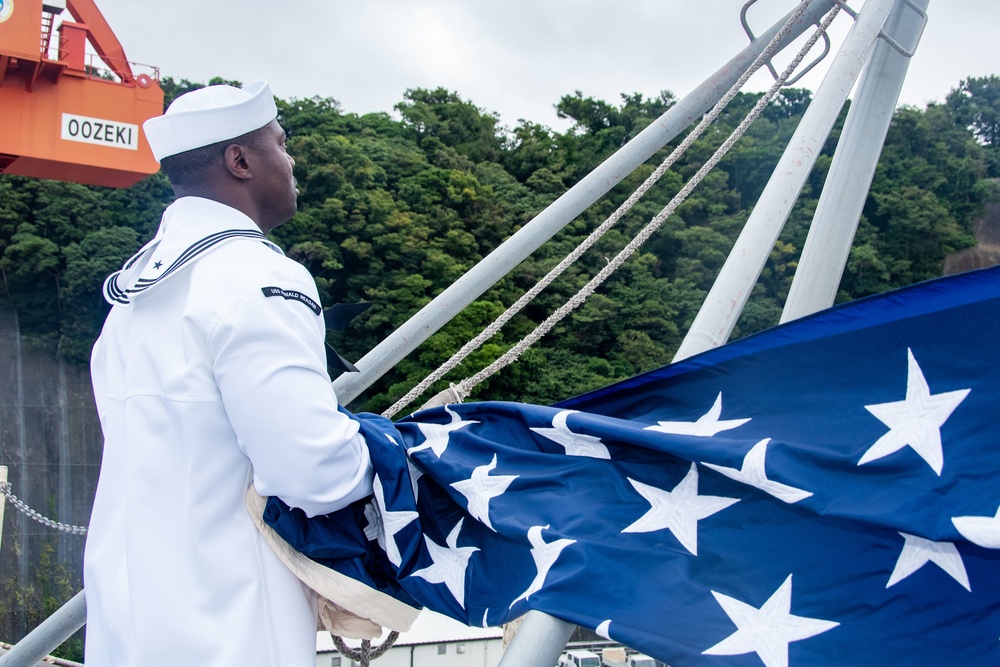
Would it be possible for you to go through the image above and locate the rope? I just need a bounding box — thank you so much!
[384,0,836,416]
[0,642,85,667]
[0,481,88,535]
[332,632,399,666]
[455,5,841,395]
[453,5,841,396]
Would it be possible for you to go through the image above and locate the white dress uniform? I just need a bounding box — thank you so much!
[85,196,374,667]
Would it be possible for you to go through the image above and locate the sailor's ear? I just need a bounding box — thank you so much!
[223,143,252,181]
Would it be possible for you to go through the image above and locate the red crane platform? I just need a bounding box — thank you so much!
[0,0,163,188]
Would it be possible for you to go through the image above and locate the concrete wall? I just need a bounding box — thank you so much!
[0,309,102,641]
[944,200,1000,275]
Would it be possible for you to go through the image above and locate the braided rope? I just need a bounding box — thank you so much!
[0,481,88,535]
[452,5,841,396]
[385,0,834,416]
[332,632,399,666]
[0,642,85,667]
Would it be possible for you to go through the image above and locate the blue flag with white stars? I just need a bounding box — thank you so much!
[266,265,1000,667]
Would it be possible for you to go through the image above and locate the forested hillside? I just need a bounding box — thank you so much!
[2,75,997,412]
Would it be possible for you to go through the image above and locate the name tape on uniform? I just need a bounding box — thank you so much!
[61,113,139,151]
[261,286,321,315]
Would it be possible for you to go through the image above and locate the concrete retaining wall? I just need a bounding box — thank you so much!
[0,309,102,641]
[944,200,1000,275]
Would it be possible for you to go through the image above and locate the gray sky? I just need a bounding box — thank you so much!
[90,1,996,130]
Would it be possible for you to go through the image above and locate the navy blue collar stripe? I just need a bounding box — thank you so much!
[129,229,264,289]
[103,229,266,305]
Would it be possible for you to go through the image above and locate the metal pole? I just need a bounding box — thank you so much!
[781,0,929,322]
[498,610,576,667]
[673,0,899,362]
[0,592,86,667]
[333,0,836,405]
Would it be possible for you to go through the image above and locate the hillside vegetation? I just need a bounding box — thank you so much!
[2,75,998,412]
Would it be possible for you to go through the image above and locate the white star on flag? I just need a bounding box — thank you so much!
[952,505,1000,549]
[373,475,418,567]
[704,575,839,667]
[596,620,613,640]
[405,456,424,503]
[451,454,518,531]
[510,525,576,607]
[887,532,970,591]
[530,410,611,459]
[859,348,970,475]
[409,405,479,458]
[412,518,479,609]
[362,500,382,543]
[622,463,739,555]
[703,439,813,504]
[644,392,751,436]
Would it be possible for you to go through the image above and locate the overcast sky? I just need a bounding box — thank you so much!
[88,1,996,131]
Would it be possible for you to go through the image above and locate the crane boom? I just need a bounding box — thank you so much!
[65,0,134,83]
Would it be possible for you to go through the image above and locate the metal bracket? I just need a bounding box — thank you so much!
[876,0,927,58]
[836,0,926,58]
[831,0,859,18]
[741,0,833,86]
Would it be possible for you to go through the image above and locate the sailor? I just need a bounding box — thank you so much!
[85,80,375,666]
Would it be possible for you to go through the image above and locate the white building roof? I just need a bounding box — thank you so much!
[317,610,504,652]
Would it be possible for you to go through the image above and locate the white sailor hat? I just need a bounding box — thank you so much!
[143,80,277,162]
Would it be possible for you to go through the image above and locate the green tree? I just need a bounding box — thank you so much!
[946,75,1000,176]
[0,74,993,412]
[395,88,504,163]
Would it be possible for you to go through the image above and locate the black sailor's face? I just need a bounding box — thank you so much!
[253,119,298,232]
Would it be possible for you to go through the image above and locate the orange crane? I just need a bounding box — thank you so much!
[0,0,163,188]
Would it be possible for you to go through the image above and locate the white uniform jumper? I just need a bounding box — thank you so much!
[85,197,374,667]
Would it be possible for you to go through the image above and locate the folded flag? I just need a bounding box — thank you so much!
[265,265,1000,666]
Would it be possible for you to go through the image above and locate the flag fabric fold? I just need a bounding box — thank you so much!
[265,266,1000,666]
